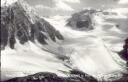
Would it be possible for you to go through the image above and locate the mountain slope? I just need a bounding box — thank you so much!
[1,0,64,50]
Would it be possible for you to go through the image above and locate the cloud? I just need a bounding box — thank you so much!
[112,8,128,15]
[35,2,74,11]
[35,5,51,9]
[60,0,80,3]
[53,0,76,11]
[34,5,54,16]
[55,1,74,11]
[118,0,128,4]
[35,0,75,11]
[34,1,74,16]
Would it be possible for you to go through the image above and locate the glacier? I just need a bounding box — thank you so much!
[1,0,128,82]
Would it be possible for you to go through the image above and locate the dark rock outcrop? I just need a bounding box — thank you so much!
[3,69,98,82]
[112,73,128,82]
[1,1,64,50]
[119,38,128,68]
[66,9,95,31]
[119,38,128,61]
[3,70,128,82]
[70,69,98,82]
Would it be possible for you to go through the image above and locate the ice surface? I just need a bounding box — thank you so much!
[45,11,128,76]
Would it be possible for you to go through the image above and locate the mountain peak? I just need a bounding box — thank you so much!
[1,0,64,50]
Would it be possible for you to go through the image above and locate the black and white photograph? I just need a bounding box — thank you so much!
[1,0,128,82]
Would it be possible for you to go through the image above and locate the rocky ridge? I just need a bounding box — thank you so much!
[1,0,64,50]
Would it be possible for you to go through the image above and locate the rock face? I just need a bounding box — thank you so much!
[119,38,128,61]
[70,69,98,82]
[3,69,128,82]
[66,9,95,31]
[112,73,128,82]
[119,38,128,68]
[1,1,64,50]
[3,69,98,82]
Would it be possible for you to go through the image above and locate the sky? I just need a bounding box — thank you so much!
[25,0,128,16]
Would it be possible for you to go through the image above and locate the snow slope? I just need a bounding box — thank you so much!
[45,10,128,78]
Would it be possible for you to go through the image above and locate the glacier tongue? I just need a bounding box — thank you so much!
[45,11,128,77]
